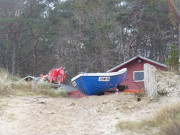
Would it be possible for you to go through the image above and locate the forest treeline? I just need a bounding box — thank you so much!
[0,0,179,83]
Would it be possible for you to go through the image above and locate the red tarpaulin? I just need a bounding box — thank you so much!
[40,67,66,83]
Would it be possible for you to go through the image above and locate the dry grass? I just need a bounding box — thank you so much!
[116,121,142,130]
[150,103,180,127]
[0,69,12,95]
[160,121,180,135]
[35,82,68,97]
[116,102,180,132]
[0,69,68,97]
[0,99,8,109]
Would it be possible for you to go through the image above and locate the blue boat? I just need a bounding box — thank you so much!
[71,68,127,95]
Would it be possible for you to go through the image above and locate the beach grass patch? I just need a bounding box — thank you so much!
[116,102,180,131]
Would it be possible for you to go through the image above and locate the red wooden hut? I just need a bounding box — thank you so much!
[107,55,167,91]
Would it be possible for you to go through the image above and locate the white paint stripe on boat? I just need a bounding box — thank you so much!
[71,68,127,82]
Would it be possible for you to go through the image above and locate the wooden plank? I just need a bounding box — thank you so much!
[144,64,158,100]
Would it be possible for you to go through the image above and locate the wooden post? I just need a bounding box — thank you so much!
[144,64,158,100]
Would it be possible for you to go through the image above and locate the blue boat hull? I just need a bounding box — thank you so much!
[71,68,127,95]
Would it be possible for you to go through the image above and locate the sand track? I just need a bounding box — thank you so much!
[0,93,179,135]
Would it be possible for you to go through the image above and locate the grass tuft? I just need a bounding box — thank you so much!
[116,102,180,131]
[150,103,180,127]
[0,99,8,110]
[116,121,142,130]
[160,121,180,135]
[36,82,68,97]
[0,69,12,95]
[0,69,68,97]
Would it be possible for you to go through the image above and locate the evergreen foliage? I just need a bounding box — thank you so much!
[166,44,179,71]
[0,0,179,83]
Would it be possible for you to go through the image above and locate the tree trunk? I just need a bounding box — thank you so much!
[179,23,180,64]
[127,35,138,59]
[166,0,180,22]
[77,21,82,71]
[33,38,39,75]
[0,45,2,68]
[11,43,17,76]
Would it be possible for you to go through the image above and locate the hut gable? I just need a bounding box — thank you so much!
[107,55,167,90]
